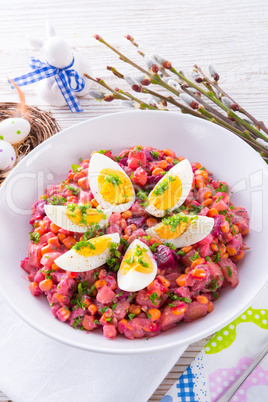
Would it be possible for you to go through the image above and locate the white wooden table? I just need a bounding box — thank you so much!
[0,1,267,400]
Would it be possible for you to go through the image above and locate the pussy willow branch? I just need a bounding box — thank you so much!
[92,34,268,160]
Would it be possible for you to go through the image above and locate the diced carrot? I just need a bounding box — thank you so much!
[207,301,214,313]
[178,156,184,162]
[124,224,137,235]
[226,245,237,256]
[94,279,107,290]
[58,233,66,243]
[232,250,245,260]
[147,279,159,292]
[220,221,230,233]
[164,148,176,158]
[157,160,168,169]
[78,177,89,190]
[51,263,60,271]
[157,275,170,288]
[195,175,205,188]
[165,156,174,164]
[207,208,219,217]
[122,210,132,219]
[202,198,213,207]
[171,304,186,316]
[148,308,161,321]
[57,307,70,321]
[192,268,206,279]
[39,279,53,292]
[129,304,141,315]
[62,236,76,250]
[196,295,208,305]
[195,169,208,179]
[35,227,45,237]
[58,183,65,192]
[146,217,158,227]
[210,242,219,252]
[232,224,239,235]
[152,167,164,176]
[48,236,60,248]
[50,222,60,234]
[41,244,52,255]
[191,258,205,268]
[181,245,192,254]
[67,196,78,203]
[176,274,187,287]
[88,304,98,315]
[91,198,99,208]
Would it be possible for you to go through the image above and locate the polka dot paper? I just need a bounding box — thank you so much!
[160,284,268,402]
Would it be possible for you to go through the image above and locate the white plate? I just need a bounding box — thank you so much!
[0,110,267,354]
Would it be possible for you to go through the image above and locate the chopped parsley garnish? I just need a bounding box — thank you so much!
[173,159,179,165]
[135,244,147,256]
[29,231,40,244]
[64,185,80,195]
[216,184,228,193]
[177,249,186,256]
[71,163,81,172]
[230,205,235,210]
[115,291,124,298]
[98,149,111,155]
[136,189,149,201]
[128,313,136,321]
[167,292,192,303]
[125,256,135,265]
[162,214,190,232]
[226,265,232,278]
[212,251,222,262]
[190,251,200,261]
[154,175,175,196]
[82,224,100,240]
[205,256,211,262]
[115,152,129,162]
[163,242,176,250]
[106,242,121,271]
[112,302,117,310]
[105,317,112,322]
[187,204,204,214]
[137,257,149,268]
[150,292,161,305]
[72,316,83,329]
[99,306,109,314]
[216,195,223,203]
[150,150,159,158]
[150,243,159,253]
[77,281,89,295]
[73,239,95,251]
[93,319,101,325]
[105,173,122,186]
[47,196,67,205]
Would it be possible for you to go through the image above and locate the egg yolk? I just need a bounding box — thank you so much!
[148,174,182,210]
[120,244,154,275]
[66,206,104,226]
[74,236,111,257]
[154,220,190,239]
[98,168,133,205]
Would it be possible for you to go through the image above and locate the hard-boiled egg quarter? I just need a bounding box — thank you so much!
[55,233,120,272]
[44,203,111,233]
[0,117,31,145]
[146,213,214,248]
[117,239,157,292]
[88,153,135,213]
[146,159,193,217]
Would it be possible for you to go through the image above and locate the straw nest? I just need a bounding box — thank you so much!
[0,102,60,186]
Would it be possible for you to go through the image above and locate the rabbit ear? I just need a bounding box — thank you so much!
[46,22,56,37]
[28,37,44,50]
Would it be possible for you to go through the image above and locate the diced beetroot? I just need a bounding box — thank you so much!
[206,261,224,289]
[128,228,147,244]
[103,324,117,339]
[199,207,210,216]
[233,207,249,225]
[127,148,147,169]
[197,187,212,204]
[21,257,37,274]
[136,289,161,309]
[124,318,150,339]
[160,302,186,331]
[181,249,197,267]
[197,233,213,247]
[199,244,214,258]
[50,303,61,317]
[127,215,146,228]
[109,213,122,224]
[32,199,46,215]
[211,199,228,212]
[39,232,55,245]
[227,234,243,254]
[57,278,78,297]
[113,300,130,321]
[218,259,239,287]
[155,245,175,270]
[175,286,191,299]
[78,190,93,204]
[34,270,46,284]
[130,201,146,216]
[105,274,117,290]
[106,223,122,235]
[183,301,208,323]
[96,285,116,304]
[28,243,43,268]
[184,191,195,206]
[40,252,63,268]
[211,215,225,237]
[132,167,148,186]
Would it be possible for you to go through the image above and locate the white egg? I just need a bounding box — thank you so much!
[0,117,31,145]
[117,239,157,292]
[0,140,16,171]
[146,213,214,248]
[88,152,135,213]
[145,159,193,217]
[55,233,120,272]
[44,204,111,233]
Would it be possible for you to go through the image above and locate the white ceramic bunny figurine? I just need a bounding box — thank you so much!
[29,22,92,106]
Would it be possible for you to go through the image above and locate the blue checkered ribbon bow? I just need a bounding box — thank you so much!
[10,57,85,112]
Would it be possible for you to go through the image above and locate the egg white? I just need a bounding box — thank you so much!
[0,117,31,145]
[117,239,157,292]
[146,214,214,248]
[145,159,193,217]
[54,233,120,272]
[44,204,111,233]
[88,153,135,213]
